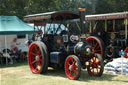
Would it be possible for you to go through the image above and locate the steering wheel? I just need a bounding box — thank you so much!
[60,30,69,36]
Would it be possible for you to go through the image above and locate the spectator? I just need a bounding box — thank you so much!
[2,49,13,64]
[25,39,33,47]
[10,38,20,53]
[10,38,21,63]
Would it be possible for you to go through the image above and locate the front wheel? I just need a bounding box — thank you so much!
[65,55,81,80]
[87,54,104,77]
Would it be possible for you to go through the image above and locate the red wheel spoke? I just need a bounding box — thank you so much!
[90,61,93,65]
[33,58,41,71]
[38,61,42,66]
[39,51,42,55]
[32,60,37,64]
[93,43,98,49]
[75,65,78,68]
[35,66,39,71]
[39,58,42,62]
[34,63,38,69]
[71,59,74,64]
[74,70,78,76]
[95,45,100,50]
[37,61,41,66]
[74,70,78,74]
[31,52,37,56]
[36,62,41,68]
[70,70,72,75]
[34,46,39,52]
[94,50,101,53]
[73,60,76,65]
[37,50,41,55]
[39,54,42,58]
[93,40,95,47]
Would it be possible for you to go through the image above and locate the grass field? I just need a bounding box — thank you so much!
[0,62,128,85]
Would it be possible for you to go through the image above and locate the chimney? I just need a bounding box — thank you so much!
[79,8,86,34]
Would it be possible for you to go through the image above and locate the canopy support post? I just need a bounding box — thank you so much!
[89,22,92,33]
[113,20,115,31]
[125,19,128,39]
[5,35,8,65]
[105,20,107,32]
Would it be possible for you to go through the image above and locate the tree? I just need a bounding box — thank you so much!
[0,0,128,19]
[96,0,128,14]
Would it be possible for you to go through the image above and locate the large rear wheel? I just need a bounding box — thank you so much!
[87,54,104,77]
[28,41,48,74]
[65,55,81,80]
[86,36,104,59]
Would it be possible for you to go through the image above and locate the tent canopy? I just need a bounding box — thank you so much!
[0,16,35,35]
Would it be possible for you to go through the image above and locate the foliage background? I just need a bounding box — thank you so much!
[0,0,128,19]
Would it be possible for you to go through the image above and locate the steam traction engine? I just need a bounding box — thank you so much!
[85,12,128,62]
[24,9,104,80]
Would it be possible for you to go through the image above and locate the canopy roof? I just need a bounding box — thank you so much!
[85,12,128,21]
[24,11,79,21]
[0,16,35,35]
